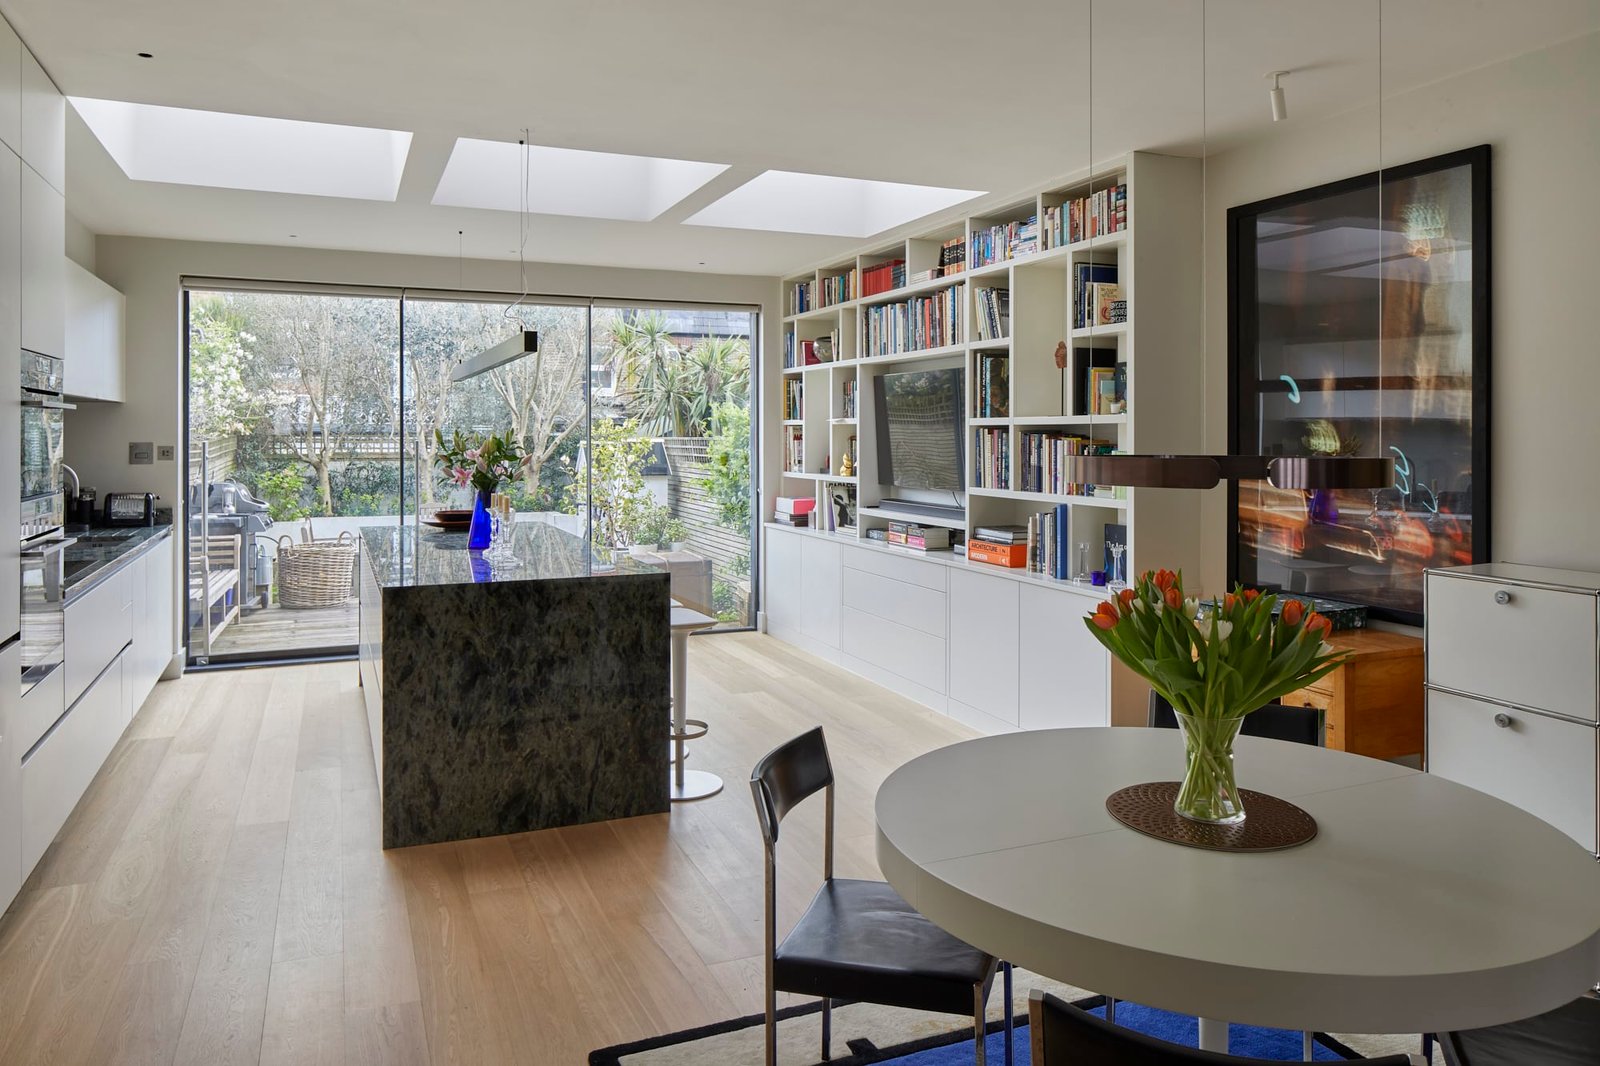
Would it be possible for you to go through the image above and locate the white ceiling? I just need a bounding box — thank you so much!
[2,0,1596,277]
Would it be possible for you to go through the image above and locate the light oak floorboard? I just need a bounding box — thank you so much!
[0,632,977,1064]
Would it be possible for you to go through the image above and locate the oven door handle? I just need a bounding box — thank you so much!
[21,396,76,410]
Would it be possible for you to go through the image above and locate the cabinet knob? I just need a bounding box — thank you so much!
[1493,712,1513,728]
[1494,590,1512,605]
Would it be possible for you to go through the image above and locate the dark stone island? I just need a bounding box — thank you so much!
[357,521,670,848]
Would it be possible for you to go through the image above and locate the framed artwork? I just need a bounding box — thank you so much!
[1227,145,1490,626]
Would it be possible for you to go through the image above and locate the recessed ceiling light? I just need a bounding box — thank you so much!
[70,97,412,201]
[685,170,984,238]
[432,137,728,222]
[136,52,153,59]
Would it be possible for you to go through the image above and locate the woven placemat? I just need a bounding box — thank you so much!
[1107,781,1317,852]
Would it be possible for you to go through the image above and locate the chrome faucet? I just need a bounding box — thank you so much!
[62,462,80,499]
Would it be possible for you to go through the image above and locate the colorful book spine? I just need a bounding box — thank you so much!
[862,286,961,357]
[968,540,1028,568]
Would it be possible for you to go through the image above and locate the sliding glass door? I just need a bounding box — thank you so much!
[185,284,759,665]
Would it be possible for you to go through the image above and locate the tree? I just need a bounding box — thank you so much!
[483,306,587,494]
[188,295,263,441]
[679,336,750,436]
[562,417,659,547]
[603,311,690,436]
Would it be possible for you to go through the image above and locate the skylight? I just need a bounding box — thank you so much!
[431,138,729,222]
[70,98,412,201]
[685,171,985,238]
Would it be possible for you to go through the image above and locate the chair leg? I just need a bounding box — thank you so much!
[821,997,831,1062]
[1106,996,1117,1025]
[973,984,987,1066]
[1421,1033,1434,1063]
[1002,962,1014,1066]
[764,984,777,1066]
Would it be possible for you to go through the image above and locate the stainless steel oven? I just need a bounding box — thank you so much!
[21,351,71,542]
[20,535,69,695]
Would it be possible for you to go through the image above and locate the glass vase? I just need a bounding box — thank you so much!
[467,486,493,550]
[1173,711,1247,824]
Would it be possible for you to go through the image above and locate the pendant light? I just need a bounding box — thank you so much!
[1061,3,1392,494]
[452,134,540,382]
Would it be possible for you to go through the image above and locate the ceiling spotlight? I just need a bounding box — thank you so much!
[137,52,153,59]
[1266,71,1289,122]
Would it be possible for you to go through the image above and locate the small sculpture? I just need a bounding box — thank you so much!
[1053,340,1069,369]
[839,452,853,477]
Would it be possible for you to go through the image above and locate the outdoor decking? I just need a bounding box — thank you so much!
[206,600,359,658]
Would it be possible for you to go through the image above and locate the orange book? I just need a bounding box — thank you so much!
[966,540,1027,568]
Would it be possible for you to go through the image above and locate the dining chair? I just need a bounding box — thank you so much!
[1148,691,1322,746]
[1433,991,1600,1065]
[1027,989,1413,1065]
[750,727,1013,1066]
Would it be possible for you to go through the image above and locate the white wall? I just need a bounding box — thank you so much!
[68,236,781,653]
[1199,30,1600,596]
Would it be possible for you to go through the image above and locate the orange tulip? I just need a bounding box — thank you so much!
[1096,599,1119,618]
[1243,588,1261,603]
[1153,569,1177,593]
[1306,613,1333,639]
[1091,610,1118,630]
[1223,593,1238,613]
[1164,586,1182,611]
[1118,587,1136,606]
[1281,599,1305,627]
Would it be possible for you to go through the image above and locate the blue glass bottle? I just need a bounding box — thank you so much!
[467,486,493,549]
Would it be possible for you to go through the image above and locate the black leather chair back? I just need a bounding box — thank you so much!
[1147,691,1321,747]
[750,726,834,848]
[1029,990,1410,1066]
[1438,993,1600,1066]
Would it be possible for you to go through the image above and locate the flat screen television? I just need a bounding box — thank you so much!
[874,367,965,493]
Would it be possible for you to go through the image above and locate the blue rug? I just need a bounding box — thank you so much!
[877,1000,1349,1063]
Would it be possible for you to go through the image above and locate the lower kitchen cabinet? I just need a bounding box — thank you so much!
[21,651,125,873]
[0,639,22,911]
[1019,583,1110,730]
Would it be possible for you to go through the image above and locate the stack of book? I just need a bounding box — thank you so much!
[907,268,939,285]
[862,286,961,356]
[1026,505,1074,578]
[974,287,1011,340]
[973,427,1010,489]
[841,378,858,419]
[783,378,804,420]
[971,216,1039,267]
[773,497,814,527]
[1073,263,1118,329]
[861,259,906,297]
[820,268,858,307]
[784,426,804,472]
[886,521,951,552]
[1020,432,1113,496]
[1085,363,1126,414]
[939,237,966,275]
[975,353,1009,418]
[790,278,817,315]
[1042,184,1129,249]
[967,524,1028,568]
[817,483,857,533]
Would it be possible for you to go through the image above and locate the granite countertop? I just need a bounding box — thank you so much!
[62,525,173,600]
[360,521,660,589]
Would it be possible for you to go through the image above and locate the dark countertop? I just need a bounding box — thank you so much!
[62,525,173,601]
[359,521,660,589]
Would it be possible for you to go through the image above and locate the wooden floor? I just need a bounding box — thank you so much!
[208,601,359,659]
[0,632,976,1065]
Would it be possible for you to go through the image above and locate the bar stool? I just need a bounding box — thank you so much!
[670,602,720,801]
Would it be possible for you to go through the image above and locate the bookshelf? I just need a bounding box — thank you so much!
[775,150,1202,587]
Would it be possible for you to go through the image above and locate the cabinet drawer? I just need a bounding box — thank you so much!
[841,567,946,637]
[64,568,134,707]
[22,653,126,873]
[839,544,947,591]
[840,605,945,695]
[1427,573,1597,721]
[17,657,65,755]
[1427,690,1597,852]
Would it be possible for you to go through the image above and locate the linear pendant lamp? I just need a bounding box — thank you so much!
[450,330,539,382]
[1063,453,1395,491]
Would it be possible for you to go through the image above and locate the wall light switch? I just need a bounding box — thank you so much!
[129,442,154,465]
[157,445,175,461]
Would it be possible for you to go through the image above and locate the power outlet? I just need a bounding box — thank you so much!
[157,445,176,461]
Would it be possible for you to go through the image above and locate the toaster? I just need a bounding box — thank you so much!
[103,492,157,527]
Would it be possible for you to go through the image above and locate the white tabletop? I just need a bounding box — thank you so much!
[876,728,1600,1034]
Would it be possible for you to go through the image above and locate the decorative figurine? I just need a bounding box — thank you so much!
[839,452,853,477]
[1053,340,1069,369]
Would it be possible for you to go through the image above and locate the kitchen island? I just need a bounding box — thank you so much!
[357,520,670,849]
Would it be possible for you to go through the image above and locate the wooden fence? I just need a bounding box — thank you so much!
[663,438,751,581]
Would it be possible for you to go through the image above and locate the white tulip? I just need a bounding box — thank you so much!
[1211,620,1234,642]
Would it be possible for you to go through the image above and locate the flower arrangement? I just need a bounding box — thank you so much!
[434,429,531,496]
[1084,569,1347,822]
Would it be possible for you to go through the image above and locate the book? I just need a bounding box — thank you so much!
[784,425,804,472]
[1073,263,1118,329]
[860,259,906,297]
[974,524,1027,543]
[974,288,1011,340]
[771,512,809,527]
[820,482,857,533]
[967,540,1028,568]
[862,286,961,357]
[972,427,1009,489]
[939,237,966,275]
[1092,283,1126,326]
[775,496,816,515]
[976,353,1010,418]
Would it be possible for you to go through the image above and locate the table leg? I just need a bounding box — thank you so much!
[1198,1017,1229,1054]
[669,629,722,802]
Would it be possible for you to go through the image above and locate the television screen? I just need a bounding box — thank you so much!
[874,367,965,492]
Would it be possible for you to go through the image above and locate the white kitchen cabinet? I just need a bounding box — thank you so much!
[0,15,20,155]
[137,537,176,700]
[0,639,23,913]
[18,46,62,194]
[948,568,1019,727]
[0,146,19,639]
[21,652,125,874]
[1019,583,1110,730]
[1426,563,1600,856]
[19,163,63,357]
[64,566,134,708]
[64,260,126,402]
[799,536,841,648]
[763,527,802,638]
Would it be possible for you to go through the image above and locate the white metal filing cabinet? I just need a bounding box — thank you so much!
[1425,563,1600,855]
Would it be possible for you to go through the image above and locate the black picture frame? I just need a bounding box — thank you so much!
[1227,145,1491,627]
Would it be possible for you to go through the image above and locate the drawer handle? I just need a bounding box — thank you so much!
[1493,712,1513,728]
[1493,590,1512,605]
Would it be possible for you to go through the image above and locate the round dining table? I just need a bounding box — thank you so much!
[875,727,1600,1054]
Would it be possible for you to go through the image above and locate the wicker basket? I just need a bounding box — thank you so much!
[276,532,357,610]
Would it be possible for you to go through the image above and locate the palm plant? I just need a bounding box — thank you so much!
[606,311,689,436]
[680,336,750,433]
